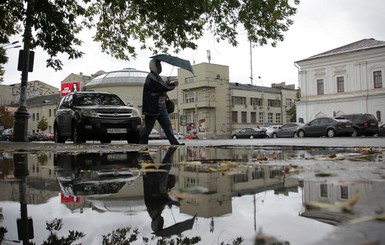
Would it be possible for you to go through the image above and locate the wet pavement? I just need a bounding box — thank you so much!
[0,138,384,244]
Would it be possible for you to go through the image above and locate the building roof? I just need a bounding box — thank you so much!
[85,68,148,87]
[84,68,177,88]
[296,38,385,63]
[27,93,61,106]
[230,83,282,94]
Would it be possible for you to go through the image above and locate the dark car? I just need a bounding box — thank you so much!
[378,124,385,137]
[335,113,379,136]
[296,117,353,138]
[231,127,267,139]
[54,91,142,144]
[271,122,304,138]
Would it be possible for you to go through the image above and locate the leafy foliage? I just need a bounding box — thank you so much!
[42,219,85,245]
[0,0,299,71]
[37,116,48,132]
[288,89,300,122]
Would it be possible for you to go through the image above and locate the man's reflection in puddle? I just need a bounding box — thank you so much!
[143,147,179,234]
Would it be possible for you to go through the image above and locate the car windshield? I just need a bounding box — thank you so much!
[76,94,125,106]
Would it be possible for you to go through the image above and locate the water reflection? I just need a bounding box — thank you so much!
[0,146,383,244]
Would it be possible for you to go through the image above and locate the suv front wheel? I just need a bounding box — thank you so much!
[54,125,66,143]
[127,133,140,144]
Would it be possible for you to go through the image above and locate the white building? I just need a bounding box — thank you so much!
[295,38,385,124]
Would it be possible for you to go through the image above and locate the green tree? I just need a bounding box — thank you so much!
[37,116,48,132]
[288,88,300,122]
[0,0,299,71]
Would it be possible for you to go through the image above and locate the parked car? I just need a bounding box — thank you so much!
[269,125,282,130]
[185,133,199,139]
[262,127,275,138]
[149,129,162,140]
[231,127,267,139]
[271,122,303,138]
[378,124,385,137]
[174,132,185,139]
[296,117,353,138]
[335,113,379,136]
[1,128,14,141]
[54,91,142,144]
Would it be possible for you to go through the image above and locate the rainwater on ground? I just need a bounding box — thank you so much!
[0,145,384,244]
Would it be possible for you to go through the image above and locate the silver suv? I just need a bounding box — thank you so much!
[54,91,142,144]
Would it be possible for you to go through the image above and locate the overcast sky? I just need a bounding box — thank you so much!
[2,0,385,89]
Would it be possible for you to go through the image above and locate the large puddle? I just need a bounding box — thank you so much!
[0,146,384,244]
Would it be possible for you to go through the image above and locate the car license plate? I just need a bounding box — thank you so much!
[107,128,127,134]
[107,154,127,160]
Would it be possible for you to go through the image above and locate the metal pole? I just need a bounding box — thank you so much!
[13,2,33,142]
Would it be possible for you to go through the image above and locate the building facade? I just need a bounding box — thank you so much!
[295,38,385,124]
[172,63,297,139]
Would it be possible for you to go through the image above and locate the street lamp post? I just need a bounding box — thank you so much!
[13,2,33,142]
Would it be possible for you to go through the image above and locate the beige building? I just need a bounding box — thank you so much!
[172,63,297,139]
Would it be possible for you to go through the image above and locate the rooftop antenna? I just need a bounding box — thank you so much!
[207,50,211,63]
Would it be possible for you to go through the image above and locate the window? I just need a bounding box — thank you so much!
[250,98,263,106]
[49,109,52,117]
[376,111,381,122]
[336,76,344,92]
[251,112,257,123]
[185,76,196,84]
[267,99,281,107]
[268,113,273,123]
[373,71,382,88]
[36,113,40,121]
[258,112,264,123]
[340,186,349,199]
[317,79,324,95]
[241,111,247,123]
[185,92,197,103]
[232,96,246,105]
[320,184,328,198]
[32,113,35,121]
[232,111,238,123]
[285,98,293,107]
[275,113,281,124]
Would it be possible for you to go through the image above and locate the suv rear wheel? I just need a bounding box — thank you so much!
[72,123,85,143]
[351,128,359,137]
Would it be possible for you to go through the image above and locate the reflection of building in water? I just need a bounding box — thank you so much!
[0,153,58,204]
[302,180,373,204]
[173,165,232,218]
[172,164,300,218]
[300,180,375,224]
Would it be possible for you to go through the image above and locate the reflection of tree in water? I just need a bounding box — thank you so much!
[37,153,48,165]
[1,221,244,244]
